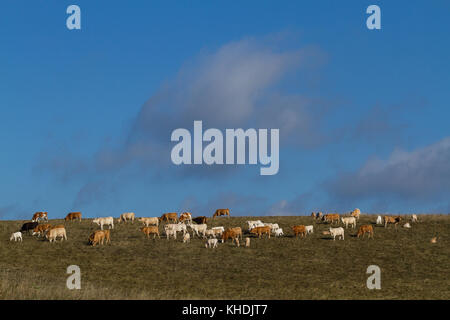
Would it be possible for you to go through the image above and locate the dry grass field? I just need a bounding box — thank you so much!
[0,214,448,300]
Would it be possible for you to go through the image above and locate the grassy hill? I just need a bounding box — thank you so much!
[0,214,448,299]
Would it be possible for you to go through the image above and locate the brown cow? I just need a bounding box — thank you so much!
[32,224,52,237]
[192,216,208,224]
[179,212,192,223]
[65,212,82,222]
[292,225,307,238]
[249,226,271,239]
[141,226,160,239]
[213,209,230,218]
[323,213,340,225]
[159,212,178,223]
[32,211,48,222]
[357,225,374,239]
[384,216,401,228]
[221,229,239,242]
[88,230,110,246]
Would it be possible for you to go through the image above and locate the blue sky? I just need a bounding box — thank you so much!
[1,1,449,219]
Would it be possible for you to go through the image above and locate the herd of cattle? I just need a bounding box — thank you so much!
[8,208,425,247]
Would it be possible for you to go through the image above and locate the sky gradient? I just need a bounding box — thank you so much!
[1,1,449,219]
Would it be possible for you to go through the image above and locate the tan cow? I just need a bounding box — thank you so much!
[357,225,374,239]
[221,229,239,243]
[88,230,110,246]
[46,227,67,242]
[249,226,271,239]
[323,213,340,225]
[159,212,178,223]
[118,212,135,223]
[292,225,307,238]
[384,216,401,228]
[351,208,361,220]
[138,217,159,227]
[141,226,160,239]
[213,209,230,218]
[65,212,82,222]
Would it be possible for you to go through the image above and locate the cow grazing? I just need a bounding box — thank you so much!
[32,211,48,222]
[20,222,39,234]
[138,217,159,227]
[351,208,361,220]
[341,217,356,229]
[10,232,22,242]
[274,228,284,237]
[213,208,230,218]
[221,229,239,243]
[292,225,307,238]
[329,227,345,240]
[183,233,190,243]
[411,214,418,223]
[32,224,52,237]
[192,216,208,224]
[141,226,160,239]
[188,223,207,238]
[305,225,314,234]
[93,217,114,230]
[159,212,178,223]
[323,213,340,225]
[250,226,271,239]
[179,212,192,224]
[65,212,82,222]
[245,237,250,247]
[384,216,401,228]
[376,215,383,225]
[164,223,187,236]
[118,212,135,224]
[88,230,110,246]
[46,227,67,242]
[205,238,218,248]
[357,225,374,239]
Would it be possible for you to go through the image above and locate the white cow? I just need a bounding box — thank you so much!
[204,229,217,238]
[93,217,114,230]
[305,225,314,234]
[247,220,264,231]
[138,217,159,227]
[164,223,187,236]
[205,238,218,248]
[403,223,411,228]
[341,217,356,229]
[274,228,284,237]
[376,215,383,225]
[188,223,207,238]
[329,227,345,240]
[211,226,225,234]
[183,233,190,243]
[411,214,418,223]
[166,229,177,240]
[9,232,22,242]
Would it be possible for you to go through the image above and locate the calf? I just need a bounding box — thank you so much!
[305,225,314,234]
[183,233,190,243]
[292,225,307,238]
[411,214,418,223]
[10,232,22,242]
[205,238,218,248]
[357,225,373,239]
[274,228,284,237]
[329,227,344,240]
[141,226,160,239]
[350,208,361,220]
